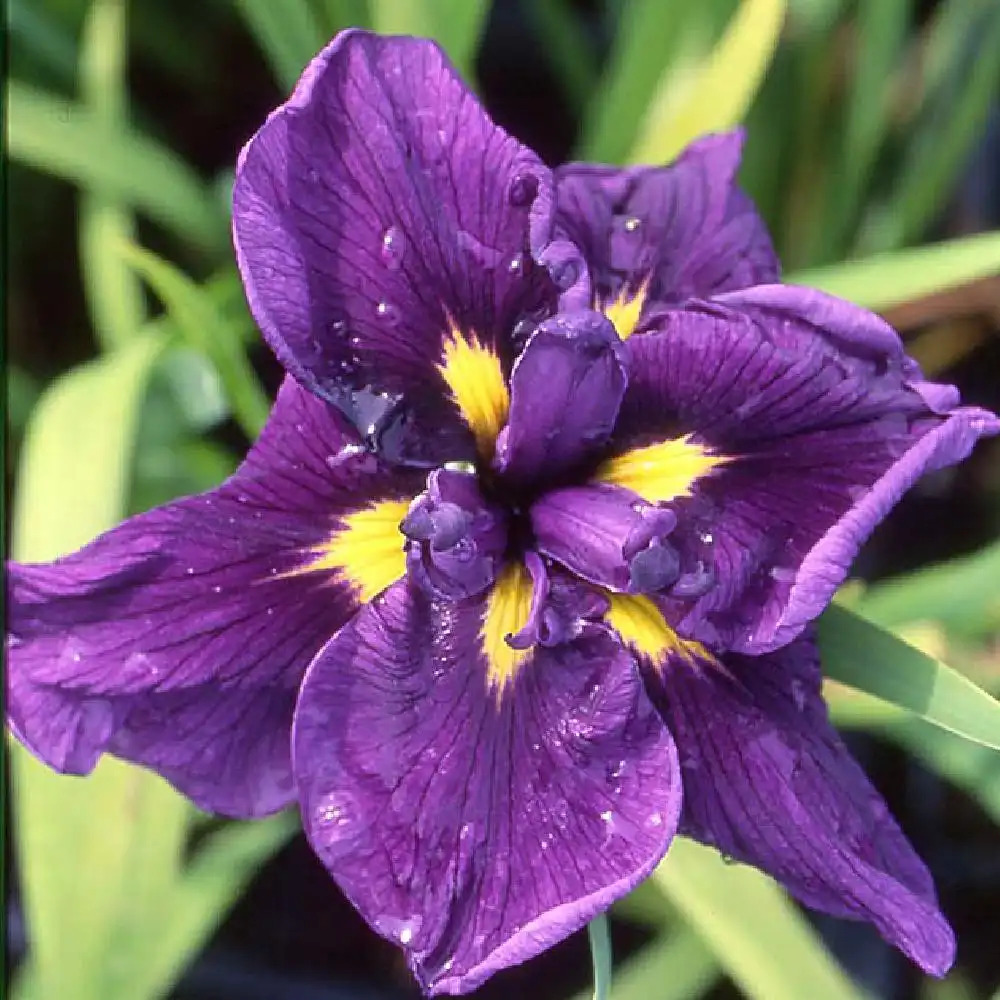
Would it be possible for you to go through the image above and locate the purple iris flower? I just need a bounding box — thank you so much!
[7,29,999,995]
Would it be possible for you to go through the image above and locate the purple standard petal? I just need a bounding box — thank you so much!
[651,635,955,975]
[494,310,627,487]
[530,484,681,594]
[292,579,680,994]
[615,287,999,652]
[7,377,422,817]
[233,30,565,462]
[555,131,778,337]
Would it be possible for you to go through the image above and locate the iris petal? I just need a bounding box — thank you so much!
[650,635,956,976]
[233,30,561,459]
[292,580,680,993]
[615,288,999,652]
[495,310,627,487]
[555,130,779,323]
[6,377,422,817]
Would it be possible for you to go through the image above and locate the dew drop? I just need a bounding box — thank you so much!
[623,215,642,233]
[375,300,399,325]
[380,225,405,270]
[507,252,524,275]
[507,172,538,207]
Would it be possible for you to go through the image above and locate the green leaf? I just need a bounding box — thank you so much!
[369,0,491,82]
[9,0,77,85]
[234,0,325,91]
[315,0,371,37]
[856,541,1000,639]
[653,837,861,1000]
[818,604,1000,750]
[586,913,612,1000]
[134,813,299,999]
[786,230,1000,310]
[824,0,909,256]
[12,333,166,561]
[588,926,719,1000]
[10,747,192,1000]
[79,0,147,351]
[10,330,181,1000]
[8,81,227,253]
[525,0,598,113]
[577,0,724,164]
[627,0,787,166]
[831,697,1000,826]
[118,241,270,439]
[7,366,41,434]
[876,3,1000,249]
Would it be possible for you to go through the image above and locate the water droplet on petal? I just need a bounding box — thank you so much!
[507,252,524,275]
[375,300,400,325]
[508,172,539,207]
[623,215,642,232]
[380,225,405,270]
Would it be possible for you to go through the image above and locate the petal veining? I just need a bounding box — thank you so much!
[555,131,779,319]
[495,310,627,487]
[233,29,558,456]
[283,498,411,601]
[6,377,422,816]
[615,289,1000,652]
[651,635,956,975]
[292,580,681,993]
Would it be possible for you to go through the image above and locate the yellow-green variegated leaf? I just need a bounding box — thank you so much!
[653,837,861,1000]
[628,0,787,166]
[819,604,1000,750]
[787,230,1000,311]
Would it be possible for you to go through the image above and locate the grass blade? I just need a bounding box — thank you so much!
[369,0,491,82]
[787,230,1000,310]
[234,0,326,91]
[653,837,860,1000]
[78,0,147,351]
[8,81,227,253]
[818,604,1000,750]
[586,913,612,1000]
[628,0,787,166]
[118,241,270,439]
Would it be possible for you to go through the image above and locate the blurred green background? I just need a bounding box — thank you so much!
[5,1,1000,999]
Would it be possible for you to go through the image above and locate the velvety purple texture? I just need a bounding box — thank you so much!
[608,287,1000,653]
[555,130,779,315]
[401,467,507,600]
[232,29,573,464]
[494,310,627,487]
[530,484,680,593]
[654,635,956,975]
[7,377,420,816]
[292,579,681,994]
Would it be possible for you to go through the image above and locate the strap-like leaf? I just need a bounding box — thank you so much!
[819,604,1000,750]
